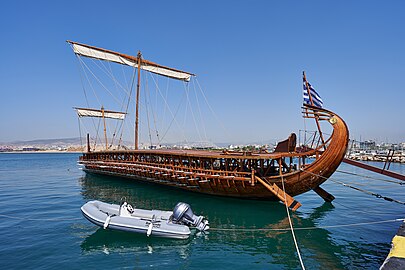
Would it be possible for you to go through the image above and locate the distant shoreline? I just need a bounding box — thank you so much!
[0,151,83,154]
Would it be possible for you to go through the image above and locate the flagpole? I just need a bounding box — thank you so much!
[303,71,326,148]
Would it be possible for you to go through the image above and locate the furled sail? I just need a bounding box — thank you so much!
[75,107,126,120]
[67,41,194,82]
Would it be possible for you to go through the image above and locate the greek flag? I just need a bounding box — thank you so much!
[303,79,323,108]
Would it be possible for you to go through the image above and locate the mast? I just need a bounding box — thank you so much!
[68,40,195,150]
[74,107,126,151]
[135,51,142,150]
[303,71,326,147]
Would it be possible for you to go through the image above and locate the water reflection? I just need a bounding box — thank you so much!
[81,228,194,259]
[78,173,379,269]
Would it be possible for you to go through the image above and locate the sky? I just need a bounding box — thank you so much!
[0,0,404,144]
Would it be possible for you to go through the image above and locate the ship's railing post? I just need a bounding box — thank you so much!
[251,168,255,186]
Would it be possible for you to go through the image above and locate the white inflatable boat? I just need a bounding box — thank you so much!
[81,200,209,239]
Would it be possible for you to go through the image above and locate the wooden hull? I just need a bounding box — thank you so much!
[79,105,349,201]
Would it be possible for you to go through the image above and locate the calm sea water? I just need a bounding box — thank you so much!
[0,153,404,269]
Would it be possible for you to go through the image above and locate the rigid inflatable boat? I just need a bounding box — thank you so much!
[81,200,209,239]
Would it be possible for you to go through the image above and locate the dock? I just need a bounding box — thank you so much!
[381,220,405,269]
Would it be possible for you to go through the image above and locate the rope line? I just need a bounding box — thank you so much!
[0,214,82,221]
[210,218,405,232]
[336,169,405,185]
[330,178,405,205]
[304,170,405,205]
[281,175,306,270]
[1,213,402,231]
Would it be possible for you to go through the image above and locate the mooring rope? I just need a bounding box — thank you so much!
[336,169,405,185]
[1,214,403,233]
[281,175,306,270]
[0,213,82,221]
[303,170,405,206]
[330,178,405,205]
[209,218,405,232]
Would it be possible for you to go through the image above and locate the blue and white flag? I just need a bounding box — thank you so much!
[303,79,323,108]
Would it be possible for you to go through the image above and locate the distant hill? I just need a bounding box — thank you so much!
[1,137,82,146]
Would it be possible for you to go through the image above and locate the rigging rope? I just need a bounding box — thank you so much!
[192,79,208,141]
[150,74,161,145]
[75,54,101,140]
[195,78,230,141]
[281,175,306,270]
[184,82,203,142]
[117,67,137,149]
[149,74,188,144]
[144,71,153,147]
[78,118,83,149]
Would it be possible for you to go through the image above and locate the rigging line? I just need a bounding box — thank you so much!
[93,118,102,150]
[158,91,187,144]
[146,73,159,145]
[280,174,306,270]
[104,60,126,147]
[160,78,170,129]
[303,170,405,206]
[144,71,153,147]
[91,57,131,97]
[195,78,231,140]
[149,74,188,144]
[76,55,101,134]
[209,218,405,232]
[192,79,208,141]
[336,170,405,185]
[184,81,203,142]
[118,67,136,148]
[78,118,83,149]
[177,80,190,144]
[77,56,122,105]
[115,67,136,148]
[77,56,102,106]
[74,54,96,108]
[121,64,129,92]
[106,58,123,101]
[149,73,161,144]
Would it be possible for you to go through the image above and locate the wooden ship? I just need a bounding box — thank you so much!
[68,41,349,211]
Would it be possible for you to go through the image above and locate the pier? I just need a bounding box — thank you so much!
[381,221,405,269]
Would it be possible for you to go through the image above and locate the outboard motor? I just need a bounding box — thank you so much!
[172,202,209,231]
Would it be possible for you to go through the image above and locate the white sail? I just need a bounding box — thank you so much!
[70,42,193,82]
[75,108,126,120]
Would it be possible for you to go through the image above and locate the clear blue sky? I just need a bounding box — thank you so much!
[0,0,404,144]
